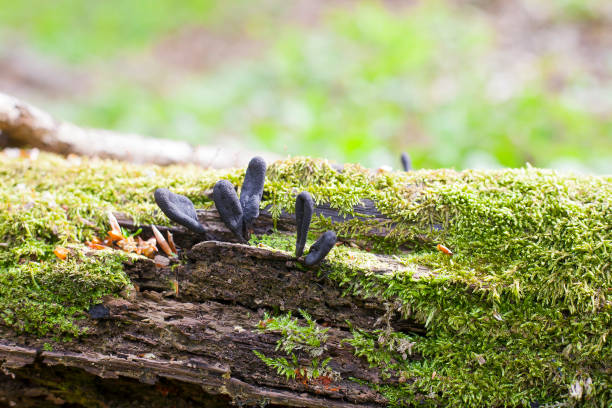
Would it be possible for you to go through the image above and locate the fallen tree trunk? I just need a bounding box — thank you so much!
[0,92,277,168]
[1,150,609,408]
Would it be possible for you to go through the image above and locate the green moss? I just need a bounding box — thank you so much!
[0,250,130,336]
[1,153,610,406]
[256,158,611,406]
[327,245,610,406]
[0,153,238,337]
[253,310,337,381]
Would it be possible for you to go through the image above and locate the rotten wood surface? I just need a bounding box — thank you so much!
[0,239,426,408]
[0,91,277,168]
[0,189,432,408]
[115,198,395,251]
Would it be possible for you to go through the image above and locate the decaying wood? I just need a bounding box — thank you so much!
[115,198,398,251]
[0,239,426,407]
[0,192,431,407]
[0,92,277,168]
[134,240,425,333]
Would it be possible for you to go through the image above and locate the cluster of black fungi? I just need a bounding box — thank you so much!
[90,153,410,318]
[154,156,343,267]
[154,153,412,265]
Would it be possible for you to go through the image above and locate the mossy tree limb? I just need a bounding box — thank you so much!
[114,197,398,253]
[0,152,610,407]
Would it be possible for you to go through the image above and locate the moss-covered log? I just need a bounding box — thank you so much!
[0,151,610,407]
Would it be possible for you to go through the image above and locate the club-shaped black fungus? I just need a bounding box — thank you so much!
[401,152,412,172]
[295,191,314,258]
[239,156,266,235]
[213,179,245,241]
[304,230,337,266]
[154,188,207,235]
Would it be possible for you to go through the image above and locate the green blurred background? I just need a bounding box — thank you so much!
[0,0,610,172]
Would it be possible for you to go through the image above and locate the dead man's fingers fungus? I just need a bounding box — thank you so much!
[304,230,337,266]
[154,188,207,236]
[213,179,245,242]
[295,191,314,258]
[401,152,412,172]
[239,156,267,237]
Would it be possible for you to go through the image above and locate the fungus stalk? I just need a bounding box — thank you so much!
[295,191,314,258]
[214,156,267,242]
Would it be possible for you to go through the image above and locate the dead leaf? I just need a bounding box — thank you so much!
[107,229,124,242]
[54,246,69,260]
[138,237,158,258]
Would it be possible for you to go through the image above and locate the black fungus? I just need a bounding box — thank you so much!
[304,230,337,266]
[401,152,412,172]
[213,179,245,241]
[293,191,336,265]
[154,188,207,235]
[88,304,110,319]
[239,156,267,236]
[295,191,314,258]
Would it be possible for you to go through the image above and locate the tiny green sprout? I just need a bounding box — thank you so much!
[121,227,141,239]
